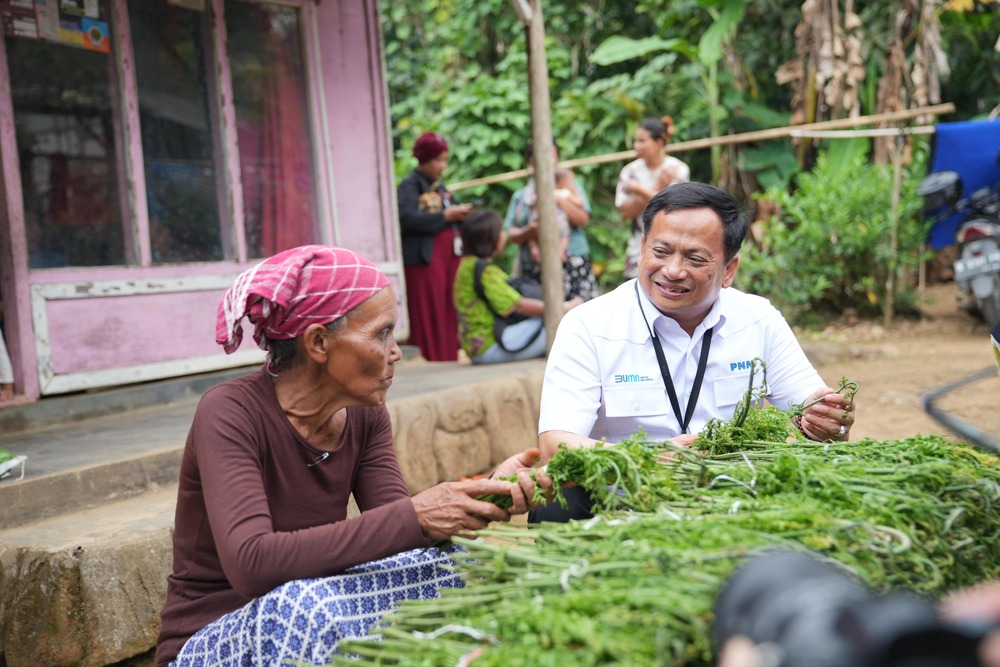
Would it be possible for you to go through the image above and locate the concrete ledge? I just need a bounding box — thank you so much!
[0,448,183,530]
[0,488,176,667]
[0,366,545,667]
[0,367,256,436]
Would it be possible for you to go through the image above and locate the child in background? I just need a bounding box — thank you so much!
[454,209,581,364]
[527,167,582,265]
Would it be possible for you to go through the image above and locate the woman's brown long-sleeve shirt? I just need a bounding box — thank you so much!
[155,370,426,665]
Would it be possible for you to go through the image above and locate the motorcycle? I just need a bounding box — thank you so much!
[918,157,1000,323]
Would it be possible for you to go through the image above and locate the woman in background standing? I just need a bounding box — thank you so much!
[397,132,473,361]
[615,116,690,280]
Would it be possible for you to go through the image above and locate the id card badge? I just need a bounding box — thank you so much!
[453,234,463,257]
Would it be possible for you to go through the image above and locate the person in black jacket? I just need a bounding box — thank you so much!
[397,132,473,361]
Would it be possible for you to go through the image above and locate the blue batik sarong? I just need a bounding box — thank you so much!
[171,546,463,667]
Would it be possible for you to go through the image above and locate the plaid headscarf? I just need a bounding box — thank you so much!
[216,245,389,354]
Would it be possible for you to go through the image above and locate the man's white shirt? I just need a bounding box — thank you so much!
[539,279,824,443]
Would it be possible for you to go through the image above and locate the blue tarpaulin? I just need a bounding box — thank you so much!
[926,119,1000,249]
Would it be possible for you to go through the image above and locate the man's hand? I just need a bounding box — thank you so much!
[797,386,856,441]
[491,448,554,514]
[506,219,539,245]
[411,479,516,541]
[672,433,697,447]
[655,433,697,463]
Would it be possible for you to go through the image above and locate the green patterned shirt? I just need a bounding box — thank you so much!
[454,256,522,358]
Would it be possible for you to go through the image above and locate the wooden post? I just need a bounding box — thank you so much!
[521,0,562,350]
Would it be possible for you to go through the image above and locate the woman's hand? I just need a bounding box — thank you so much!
[490,448,554,514]
[444,203,474,223]
[411,479,516,541]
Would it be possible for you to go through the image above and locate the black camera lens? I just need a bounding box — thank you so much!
[713,551,984,667]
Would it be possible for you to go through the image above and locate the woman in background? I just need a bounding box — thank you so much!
[397,132,473,361]
[615,116,690,280]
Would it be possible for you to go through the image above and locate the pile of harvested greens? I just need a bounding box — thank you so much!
[334,382,1000,667]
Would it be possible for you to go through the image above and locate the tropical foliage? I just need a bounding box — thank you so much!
[735,140,933,325]
[379,0,1000,319]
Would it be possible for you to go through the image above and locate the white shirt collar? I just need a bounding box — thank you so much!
[631,279,725,341]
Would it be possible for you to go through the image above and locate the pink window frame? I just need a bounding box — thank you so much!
[109,0,327,267]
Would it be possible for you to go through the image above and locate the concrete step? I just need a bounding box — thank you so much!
[0,487,177,667]
[0,399,195,529]
[0,367,253,436]
[0,484,177,551]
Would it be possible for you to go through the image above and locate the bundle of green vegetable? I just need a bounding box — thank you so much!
[334,406,1000,666]
[479,438,672,512]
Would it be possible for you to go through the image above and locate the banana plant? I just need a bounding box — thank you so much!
[590,0,748,182]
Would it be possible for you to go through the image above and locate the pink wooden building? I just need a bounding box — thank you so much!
[0,0,406,400]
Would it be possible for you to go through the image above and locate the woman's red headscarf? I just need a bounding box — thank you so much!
[216,245,389,354]
[412,132,448,164]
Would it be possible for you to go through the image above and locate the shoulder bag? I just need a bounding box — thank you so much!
[472,259,544,354]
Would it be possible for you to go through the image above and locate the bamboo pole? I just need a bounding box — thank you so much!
[448,103,954,191]
[789,126,936,138]
[523,0,563,350]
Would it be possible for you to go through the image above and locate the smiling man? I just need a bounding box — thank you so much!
[532,182,858,521]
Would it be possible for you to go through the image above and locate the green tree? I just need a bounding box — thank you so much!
[378,0,998,293]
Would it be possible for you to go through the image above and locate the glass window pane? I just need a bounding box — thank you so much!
[226,0,317,259]
[7,34,125,268]
[129,0,223,264]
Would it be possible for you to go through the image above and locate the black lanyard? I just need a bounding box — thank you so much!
[634,282,713,434]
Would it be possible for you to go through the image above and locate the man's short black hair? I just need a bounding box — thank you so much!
[640,182,748,262]
[461,209,503,258]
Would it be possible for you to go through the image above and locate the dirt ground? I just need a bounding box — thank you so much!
[802,282,999,445]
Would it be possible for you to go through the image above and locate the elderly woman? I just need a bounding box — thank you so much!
[155,246,548,667]
[616,115,690,280]
[397,131,473,361]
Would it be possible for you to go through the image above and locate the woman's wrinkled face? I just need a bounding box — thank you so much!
[633,127,663,162]
[324,288,401,406]
[418,150,449,181]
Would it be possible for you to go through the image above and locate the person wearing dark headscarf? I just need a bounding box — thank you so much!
[156,246,549,666]
[396,132,473,361]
